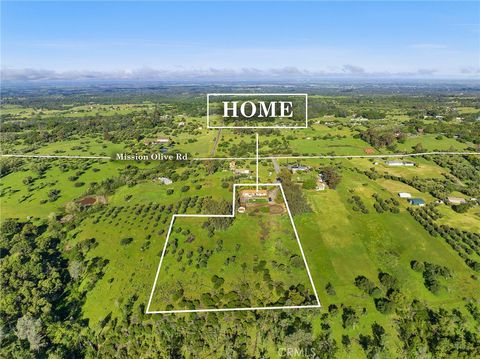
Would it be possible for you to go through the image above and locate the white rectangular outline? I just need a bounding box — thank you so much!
[146,182,321,314]
[206,93,308,129]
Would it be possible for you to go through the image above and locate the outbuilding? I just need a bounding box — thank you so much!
[158,177,173,185]
[235,169,250,175]
[289,164,310,173]
[386,161,415,167]
[447,197,466,204]
[408,198,425,206]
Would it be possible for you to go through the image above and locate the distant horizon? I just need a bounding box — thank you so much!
[2,77,480,96]
[2,67,480,83]
[3,76,480,83]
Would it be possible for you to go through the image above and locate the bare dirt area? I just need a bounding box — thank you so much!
[269,204,285,214]
[78,197,96,205]
[76,195,107,206]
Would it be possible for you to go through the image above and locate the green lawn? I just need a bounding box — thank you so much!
[293,169,480,355]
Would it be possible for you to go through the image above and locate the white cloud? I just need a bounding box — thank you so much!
[1,66,468,82]
[460,66,480,74]
[342,65,366,74]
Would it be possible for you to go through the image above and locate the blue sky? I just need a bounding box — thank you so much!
[1,1,479,80]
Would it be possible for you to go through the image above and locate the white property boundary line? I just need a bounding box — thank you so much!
[0,154,110,159]
[145,182,321,314]
[1,151,478,161]
[256,133,259,192]
[206,93,308,129]
[191,151,480,161]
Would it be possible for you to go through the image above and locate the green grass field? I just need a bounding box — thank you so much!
[0,159,122,219]
[352,156,449,179]
[395,134,472,152]
[69,203,169,323]
[2,96,479,357]
[149,207,317,312]
[0,103,154,118]
[436,204,480,232]
[294,168,479,356]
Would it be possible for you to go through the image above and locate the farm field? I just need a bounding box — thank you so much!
[0,159,121,218]
[1,87,479,358]
[26,138,124,157]
[0,103,154,118]
[300,167,480,306]
[2,0,480,356]
[296,168,480,356]
[436,204,480,232]
[352,156,449,179]
[395,134,472,152]
[149,198,318,312]
[288,135,372,156]
[108,171,233,206]
[71,203,168,322]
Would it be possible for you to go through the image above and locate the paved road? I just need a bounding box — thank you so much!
[272,158,280,174]
[210,129,222,157]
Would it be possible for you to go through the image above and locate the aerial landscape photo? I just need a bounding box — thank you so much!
[1,1,479,358]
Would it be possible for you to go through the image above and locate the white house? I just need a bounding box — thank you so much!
[147,137,170,145]
[386,161,415,167]
[448,197,466,204]
[289,164,310,173]
[235,169,250,175]
[398,192,412,198]
[316,174,326,191]
[240,189,268,200]
[158,177,173,185]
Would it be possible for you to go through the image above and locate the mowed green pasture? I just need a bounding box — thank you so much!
[287,125,373,156]
[289,136,373,156]
[174,130,216,157]
[150,207,316,311]
[436,204,480,232]
[395,134,472,152]
[294,169,480,355]
[375,178,436,203]
[457,106,480,115]
[0,159,122,219]
[352,156,449,179]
